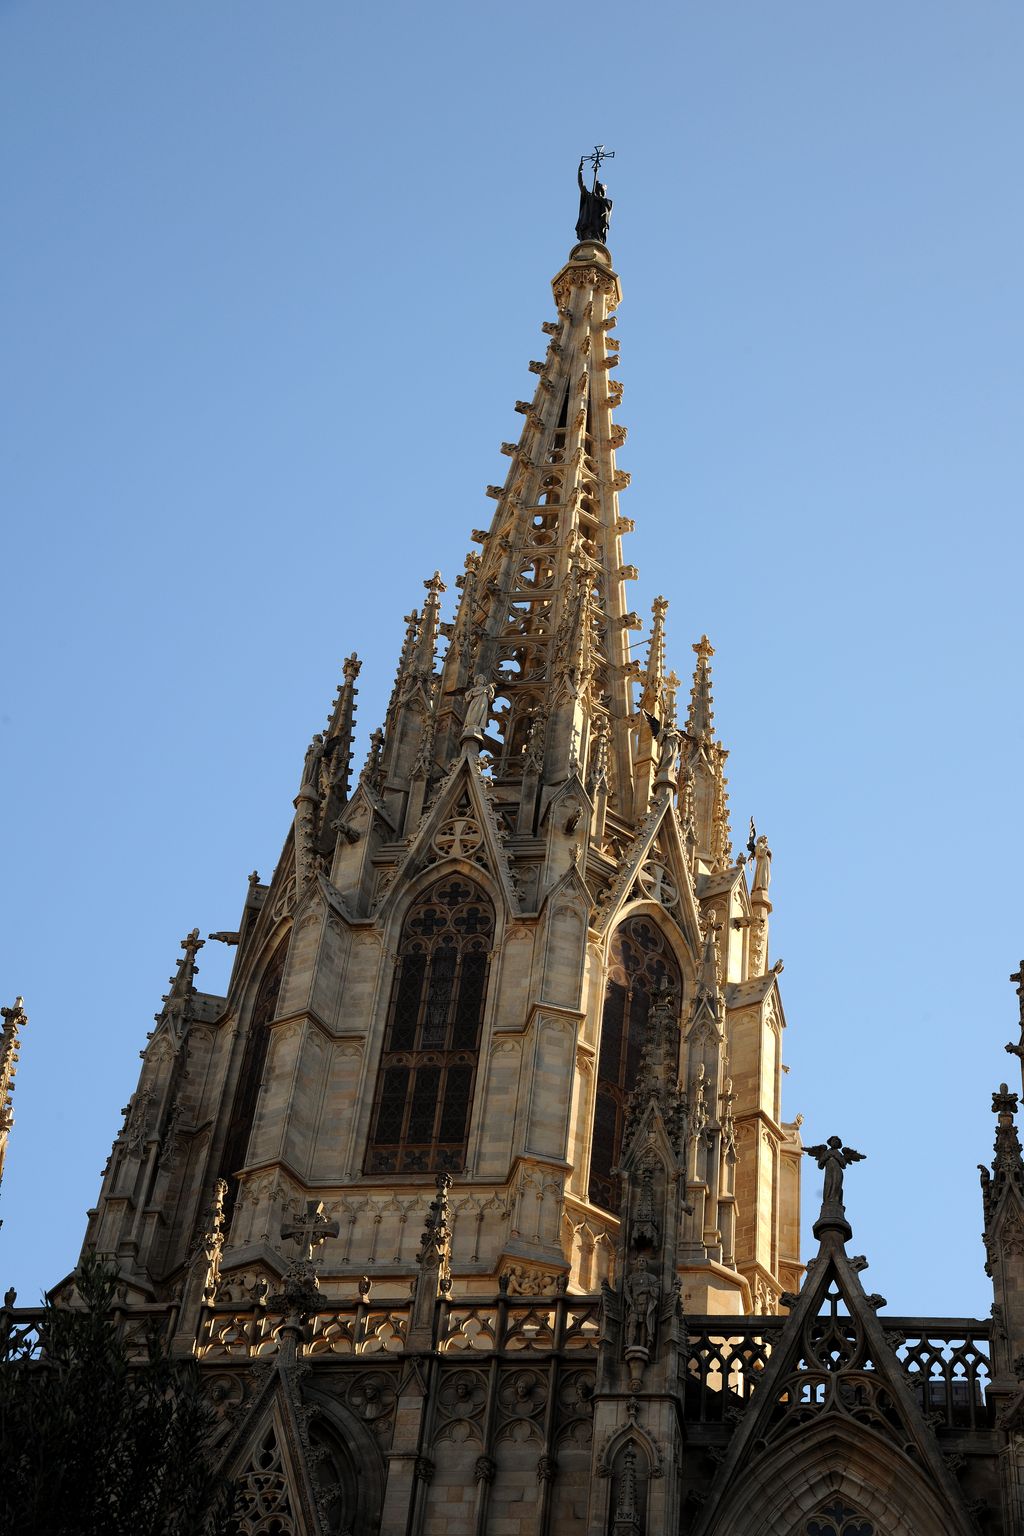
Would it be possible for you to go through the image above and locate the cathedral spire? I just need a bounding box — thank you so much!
[431,231,637,833]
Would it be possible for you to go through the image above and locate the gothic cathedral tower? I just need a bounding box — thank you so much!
[84,225,802,1327]
[15,173,1020,1536]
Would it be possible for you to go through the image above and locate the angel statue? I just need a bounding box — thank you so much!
[804,1136,865,1208]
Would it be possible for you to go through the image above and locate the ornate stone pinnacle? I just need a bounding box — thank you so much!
[993,1083,1019,1118]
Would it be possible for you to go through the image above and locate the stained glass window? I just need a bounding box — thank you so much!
[220,936,288,1204]
[803,1499,875,1536]
[588,916,680,1212]
[365,876,494,1175]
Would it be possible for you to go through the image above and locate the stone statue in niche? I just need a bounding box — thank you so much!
[624,1256,660,1354]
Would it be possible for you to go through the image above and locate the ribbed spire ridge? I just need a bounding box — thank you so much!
[434,237,636,820]
[0,996,26,1207]
[686,634,716,739]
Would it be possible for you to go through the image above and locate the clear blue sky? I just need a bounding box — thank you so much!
[3,2,1022,1316]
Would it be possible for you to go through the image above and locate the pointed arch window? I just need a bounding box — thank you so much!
[365,875,494,1176]
[802,1502,875,1536]
[588,916,680,1213]
[220,935,288,1202]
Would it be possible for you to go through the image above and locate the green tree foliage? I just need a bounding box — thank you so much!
[0,1254,233,1536]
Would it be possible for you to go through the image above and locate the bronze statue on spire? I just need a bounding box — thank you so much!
[576,146,614,244]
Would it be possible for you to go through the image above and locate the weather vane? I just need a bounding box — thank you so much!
[575,146,615,246]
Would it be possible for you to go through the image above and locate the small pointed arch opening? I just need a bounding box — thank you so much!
[588,915,681,1213]
[802,1503,876,1536]
[365,874,495,1176]
[220,933,289,1208]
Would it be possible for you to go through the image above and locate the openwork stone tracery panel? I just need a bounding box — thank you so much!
[366,876,494,1175]
[230,1422,296,1535]
[589,917,680,1212]
[803,1500,876,1536]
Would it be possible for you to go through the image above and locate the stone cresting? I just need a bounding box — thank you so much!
[13,168,1021,1533]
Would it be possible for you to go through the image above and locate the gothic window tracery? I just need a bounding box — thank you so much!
[588,917,680,1213]
[220,936,288,1204]
[802,1500,875,1536]
[365,876,494,1175]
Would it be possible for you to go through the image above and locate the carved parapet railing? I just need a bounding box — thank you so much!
[0,1300,180,1364]
[197,1302,412,1360]
[0,1306,45,1362]
[684,1315,993,1432]
[884,1317,992,1431]
[439,1295,601,1354]
[685,1316,786,1422]
[197,1292,602,1359]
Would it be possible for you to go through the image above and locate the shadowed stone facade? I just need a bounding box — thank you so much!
[5,205,1024,1534]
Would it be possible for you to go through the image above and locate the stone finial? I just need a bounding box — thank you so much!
[416,1172,454,1288]
[361,726,384,787]
[281,1198,340,1265]
[199,1178,228,1303]
[638,595,668,721]
[271,1199,340,1321]
[409,1173,454,1339]
[321,652,362,805]
[157,931,203,1034]
[685,635,716,740]
[411,572,447,678]
[991,1083,1024,1178]
[0,997,26,1203]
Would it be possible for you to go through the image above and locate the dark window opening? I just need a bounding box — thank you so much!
[220,936,288,1209]
[588,917,680,1213]
[365,876,494,1175]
